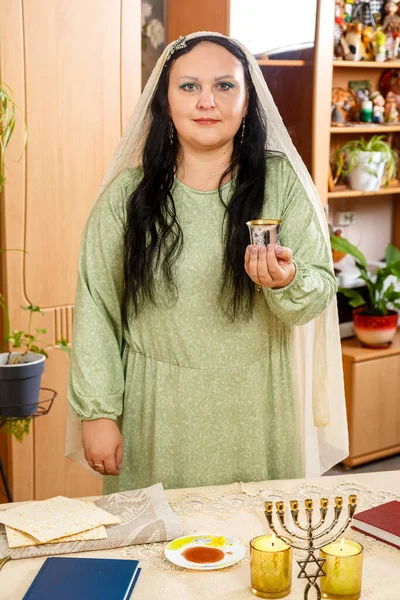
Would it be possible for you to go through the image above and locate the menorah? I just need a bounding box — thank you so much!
[264,495,358,600]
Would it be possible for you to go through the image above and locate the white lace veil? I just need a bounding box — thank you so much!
[66,31,349,478]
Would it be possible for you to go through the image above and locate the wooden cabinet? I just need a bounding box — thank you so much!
[342,332,400,467]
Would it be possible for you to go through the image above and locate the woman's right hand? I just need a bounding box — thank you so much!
[82,418,123,476]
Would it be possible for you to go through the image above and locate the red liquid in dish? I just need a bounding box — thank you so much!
[182,546,225,563]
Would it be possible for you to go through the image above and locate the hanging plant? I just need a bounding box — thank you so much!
[0,81,27,192]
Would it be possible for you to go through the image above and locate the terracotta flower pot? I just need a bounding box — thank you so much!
[353,308,398,348]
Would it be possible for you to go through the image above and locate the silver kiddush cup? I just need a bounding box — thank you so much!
[246,219,281,246]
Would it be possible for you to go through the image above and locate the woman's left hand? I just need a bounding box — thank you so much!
[244,244,296,290]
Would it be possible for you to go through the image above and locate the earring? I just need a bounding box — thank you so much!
[168,118,174,145]
[240,117,246,144]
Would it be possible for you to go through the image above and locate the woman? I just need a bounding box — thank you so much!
[67,32,348,493]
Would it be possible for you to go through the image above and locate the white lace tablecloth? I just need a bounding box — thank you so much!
[1,470,399,599]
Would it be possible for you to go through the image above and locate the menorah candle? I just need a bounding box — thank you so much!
[250,534,292,598]
[320,539,364,600]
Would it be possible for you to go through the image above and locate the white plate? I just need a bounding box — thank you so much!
[164,533,246,570]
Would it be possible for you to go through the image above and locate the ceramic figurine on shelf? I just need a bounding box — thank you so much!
[331,87,359,123]
[332,104,346,124]
[382,0,400,31]
[386,30,397,57]
[374,27,388,60]
[384,90,400,120]
[370,90,386,122]
[382,0,400,55]
[361,26,375,60]
[360,91,374,121]
[345,22,363,60]
[335,0,350,59]
[344,0,355,22]
[352,0,381,27]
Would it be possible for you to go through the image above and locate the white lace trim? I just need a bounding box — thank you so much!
[124,481,400,574]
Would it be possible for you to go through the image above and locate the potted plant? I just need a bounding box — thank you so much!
[0,82,70,441]
[330,234,400,348]
[0,301,70,440]
[0,304,49,419]
[334,135,397,192]
[0,82,34,439]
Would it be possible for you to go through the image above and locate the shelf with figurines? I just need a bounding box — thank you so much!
[330,3,400,198]
[334,0,400,66]
[331,73,400,135]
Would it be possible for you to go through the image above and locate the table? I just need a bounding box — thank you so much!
[1,471,399,599]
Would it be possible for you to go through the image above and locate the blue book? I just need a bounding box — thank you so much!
[22,556,141,600]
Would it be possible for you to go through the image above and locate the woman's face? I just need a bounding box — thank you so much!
[168,42,248,152]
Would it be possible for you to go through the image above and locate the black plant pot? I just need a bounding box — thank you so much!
[0,353,46,418]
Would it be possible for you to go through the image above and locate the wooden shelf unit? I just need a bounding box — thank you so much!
[312,2,400,470]
[328,185,400,198]
[312,6,400,249]
[330,125,400,134]
[257,59,310,67]
[333,60,400,68]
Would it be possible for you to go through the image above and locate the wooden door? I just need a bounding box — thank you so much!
[0,0,141,501]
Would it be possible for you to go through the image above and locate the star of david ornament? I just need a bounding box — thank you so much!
[297,552,326,599]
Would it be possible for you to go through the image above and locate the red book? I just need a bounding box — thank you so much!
[351,500,400,550]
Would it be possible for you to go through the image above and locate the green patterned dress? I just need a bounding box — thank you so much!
[68,156,336,493]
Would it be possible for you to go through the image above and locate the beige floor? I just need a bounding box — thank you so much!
[324,453,400,476]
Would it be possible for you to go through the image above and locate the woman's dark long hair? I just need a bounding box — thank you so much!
[123,35,268,324]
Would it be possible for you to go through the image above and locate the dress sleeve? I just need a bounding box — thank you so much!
[262,159,337,327]
[68,170,138,420]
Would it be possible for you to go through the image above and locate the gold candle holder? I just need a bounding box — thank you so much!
[320,539,364,600]
[250,534,292,599]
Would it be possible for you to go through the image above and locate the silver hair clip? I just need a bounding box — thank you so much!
[165,36,187,64]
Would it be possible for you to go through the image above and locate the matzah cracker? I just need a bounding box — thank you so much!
[0,496,121,543]
[5,524,107,548]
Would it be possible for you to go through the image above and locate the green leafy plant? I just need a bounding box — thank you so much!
[0,82,27,192]
[0,418,31,443]
[330,235,400,316]
[334,135,398,186]
[7,305,48,364]
[5,304,70,364]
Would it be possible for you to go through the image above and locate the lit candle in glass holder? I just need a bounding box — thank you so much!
[320,538,364,600]
[250,532,292,598]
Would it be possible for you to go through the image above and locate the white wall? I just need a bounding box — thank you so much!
[330,198,394,267]
[230,0,317,54]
